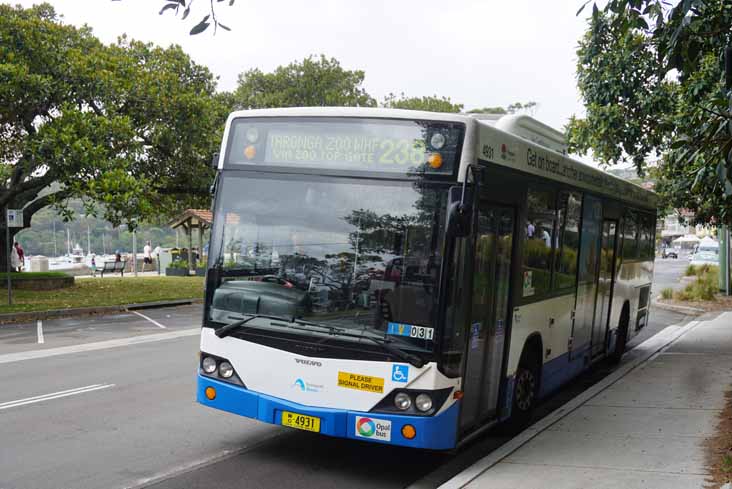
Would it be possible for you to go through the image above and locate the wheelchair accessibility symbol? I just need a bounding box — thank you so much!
[391,365,409,383]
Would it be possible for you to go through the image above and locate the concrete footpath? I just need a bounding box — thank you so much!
[444,312,732,489]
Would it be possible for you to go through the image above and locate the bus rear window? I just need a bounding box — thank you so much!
[224,117,464,176]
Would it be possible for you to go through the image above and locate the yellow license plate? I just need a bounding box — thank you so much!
[281,411,321,433]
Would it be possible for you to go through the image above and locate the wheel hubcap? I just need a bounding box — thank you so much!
[515,368,536,411]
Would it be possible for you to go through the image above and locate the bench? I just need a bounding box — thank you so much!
[100,260,126,277]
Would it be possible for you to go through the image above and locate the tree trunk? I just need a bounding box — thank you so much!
[0,224,20,273]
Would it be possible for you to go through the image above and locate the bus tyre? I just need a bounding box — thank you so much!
[509,349,540,431]
[609,309,629,365]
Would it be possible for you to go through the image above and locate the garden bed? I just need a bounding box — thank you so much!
[0,272,74,290]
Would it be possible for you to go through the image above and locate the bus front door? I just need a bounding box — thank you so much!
[571,195,603,360]
[459,205,514,432]
[591,220,618,357]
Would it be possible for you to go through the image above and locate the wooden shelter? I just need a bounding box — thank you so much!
[169,209,212,273]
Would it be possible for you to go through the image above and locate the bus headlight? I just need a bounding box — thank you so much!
[218,361,234,379]
[394,392,412,410]
[430,133,446,150]
[415,393,433,412]
[202,356,217,374]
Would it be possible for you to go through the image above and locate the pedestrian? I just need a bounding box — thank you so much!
[115,250,122,262]
[153,244,162,275]
[143,240,152,272]
[10,242,21,272]
[90,254,97,277]
[13,241,24,271]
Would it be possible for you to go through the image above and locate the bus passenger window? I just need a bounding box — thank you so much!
[622,212,639,260]
[554,192,581,289]
[638,214,655,260]
[522,188,557,298]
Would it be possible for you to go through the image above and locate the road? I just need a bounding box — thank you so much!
[651,256,690,295]
[0,261,691,489]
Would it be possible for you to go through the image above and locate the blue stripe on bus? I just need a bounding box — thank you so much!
[197,374,459,450]
[539,342,591,398]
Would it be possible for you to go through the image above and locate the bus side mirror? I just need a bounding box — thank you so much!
[446,186,472,238]
[211,152,220,169]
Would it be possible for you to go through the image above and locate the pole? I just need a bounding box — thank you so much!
[87,224,91,256]
[132,229,137,277]
[6,208,11,305]
[726,46,732,295]
[52,219,57,257]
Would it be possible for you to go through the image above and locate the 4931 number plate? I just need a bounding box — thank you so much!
[281,411,321,433]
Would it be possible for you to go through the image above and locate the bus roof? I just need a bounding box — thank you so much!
[221,107,657,210]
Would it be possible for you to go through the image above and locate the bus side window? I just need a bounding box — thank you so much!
[522,188,557,299]
[622,212,639,260]
[554,191,581,290]
[638,214,655,260]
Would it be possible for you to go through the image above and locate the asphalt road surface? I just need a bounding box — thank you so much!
[0,262,692,489]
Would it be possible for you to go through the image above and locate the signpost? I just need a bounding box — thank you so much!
[6,208,23,305]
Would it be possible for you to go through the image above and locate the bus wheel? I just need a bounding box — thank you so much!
[609,307,629,365]
[509,349,540,430]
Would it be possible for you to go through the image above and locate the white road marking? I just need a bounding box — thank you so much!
[36,320,44,344]
[131,310,167,329]
[0,383,115,411]
[0,328,199,365]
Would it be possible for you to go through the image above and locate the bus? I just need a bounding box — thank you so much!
[197,107,657,449]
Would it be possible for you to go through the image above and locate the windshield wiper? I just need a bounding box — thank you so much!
[308,326,426,368]
[359,334,426,368]
[215,314,292,338]
[271,319,346,335]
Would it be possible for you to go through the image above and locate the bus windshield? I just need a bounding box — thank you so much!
[207,172,449,354]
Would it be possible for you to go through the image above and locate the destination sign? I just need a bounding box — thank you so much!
[225,117,463,175]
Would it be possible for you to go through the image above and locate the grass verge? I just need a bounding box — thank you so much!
[0,276,203,314]
[675,266,719,302]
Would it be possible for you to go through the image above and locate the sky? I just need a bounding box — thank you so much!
[8,0,595,131]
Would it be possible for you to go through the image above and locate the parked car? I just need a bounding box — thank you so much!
[690,251,719,267]
[661,249,678,259]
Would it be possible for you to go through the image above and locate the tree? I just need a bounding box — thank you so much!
[382,93,463,113]
[467,107,508,115]
[116,0,236,36]
[467,101,539,115]
[0,4,227,268]
[233,55,376,109]
[568,1,732,223]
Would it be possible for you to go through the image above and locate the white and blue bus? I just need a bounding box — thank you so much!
[197,108,657,449]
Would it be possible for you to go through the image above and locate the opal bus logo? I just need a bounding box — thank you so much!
[292,378,306,391]
[354,416,392,441]
[356,417,376,437]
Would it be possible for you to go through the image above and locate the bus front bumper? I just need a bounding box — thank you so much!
[197,374,459,450]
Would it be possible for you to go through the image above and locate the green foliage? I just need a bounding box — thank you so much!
[685,264,697,276]
[675,266,718,302]
[467,102,538,115]
[382,93,463,113]
[0,3,228,266]
[660,287,673,299]
[157,0,236,35]
[234,55,376,109]
[570,1,732,223]
[14,200,185,256]
[467,107,507,114]
[170,259,189,269]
